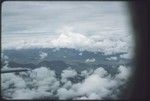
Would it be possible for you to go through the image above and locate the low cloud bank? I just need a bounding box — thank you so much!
[2,26,134,56]
[1,64,131,100]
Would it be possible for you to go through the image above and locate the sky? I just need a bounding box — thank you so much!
[2,1,134,56]
[2,1,131,35]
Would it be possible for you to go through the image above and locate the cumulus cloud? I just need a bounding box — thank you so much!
[85,58,96,63]
[57,87,77,99]
[106,56,117,61]
[76,74,114,98]
[115,65,131,81]
[2,25,134,56]
[39,51,48,59]
[1,53,9,60]
[93,67,108,77]
[1,54,9,69]
[79,52,82,56]
[62,81,72,89]
[1,65,131,100]
[61,68,77,83]
[120,53,132,59]
[1,67,60,99]
[57,66,131,100]
[80,70,88,77]
[57,69,116,99]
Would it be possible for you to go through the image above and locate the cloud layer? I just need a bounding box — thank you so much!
[2,2,130,35]
[1,63,131,100]
[2,26,134,56]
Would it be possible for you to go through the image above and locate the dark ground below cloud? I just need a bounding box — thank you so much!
[2,48,133,75]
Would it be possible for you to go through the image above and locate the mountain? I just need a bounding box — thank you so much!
[2,48,133,75]
[2,48,127,64]
[38,60,70,73]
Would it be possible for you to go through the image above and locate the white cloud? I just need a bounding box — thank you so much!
[80,70,88,77]
[57,88,77,99]
[1,54,9,69]
[120,53,132,59]
[75,96,88,100]
[61,68,77,83]
[1,65,131,100]
[88,93,100,99]
[62,81,72,89]
[1,52,131,100]
[76,74,114,98]
[31,67,60,92]
[1,67,60,99]
[2,26,133,57]
[107,56,117,61]
[57,65,130,100]
[2,25,134,56]
[93,67,108,77]
[1,53,9,60]
[79,52,82,56]
[12,88,53,99]
[39,51,48,59]
[85,58,96,63]
[115,65,131,81]
[2,73,26,90]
